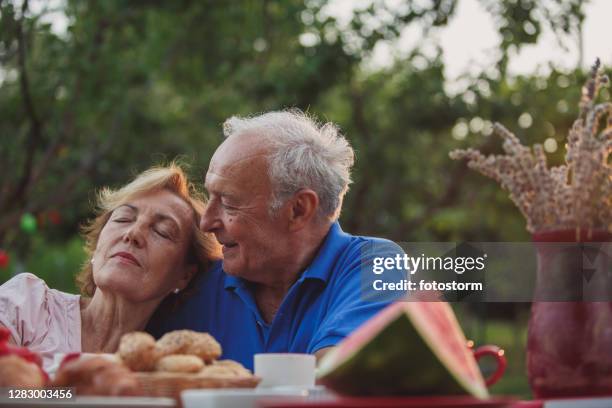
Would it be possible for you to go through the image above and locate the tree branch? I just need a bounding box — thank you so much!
[5,0,43,212]
[0,8,110,222]
[28,16,110,191]
[0,130,116,247]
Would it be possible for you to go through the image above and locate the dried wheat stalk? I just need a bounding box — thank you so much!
[450,59,611,234]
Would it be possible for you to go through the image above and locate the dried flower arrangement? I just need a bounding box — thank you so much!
[450,59,611,235]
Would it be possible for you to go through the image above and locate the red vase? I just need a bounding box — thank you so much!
[527,229,612,398]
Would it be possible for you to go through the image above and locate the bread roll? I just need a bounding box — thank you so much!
[155,354,204,373]
[117,332,159,371]
[157,330,221,363]
[52,355,141,396]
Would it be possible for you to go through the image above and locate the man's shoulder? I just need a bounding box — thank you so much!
[147,261,226,336]
[339,231,405,260]
[201,259,225,280]
[327,229,407,303]
[205,259,225,277]
[325,227,405,281]
[168,260,227,311]
[192,260,225,293]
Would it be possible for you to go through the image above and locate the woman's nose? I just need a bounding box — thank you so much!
[123,221,145,247]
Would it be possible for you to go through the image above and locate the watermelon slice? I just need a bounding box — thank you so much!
[317,301,488,398]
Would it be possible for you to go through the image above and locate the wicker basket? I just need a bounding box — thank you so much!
[136,372,260,400]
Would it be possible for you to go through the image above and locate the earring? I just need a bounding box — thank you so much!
[91,258,95,265]
[173,288,180,294]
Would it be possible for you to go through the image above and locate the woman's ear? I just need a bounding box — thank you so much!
[177,264,197,291]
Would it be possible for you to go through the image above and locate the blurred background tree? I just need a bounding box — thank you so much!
[0,0,606,396]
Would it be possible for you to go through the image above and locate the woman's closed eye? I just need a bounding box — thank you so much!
[154,221,178,241]
[113,217,133,223]
[154,228,172,240]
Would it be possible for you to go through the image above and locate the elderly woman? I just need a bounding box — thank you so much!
[0,164,220,370]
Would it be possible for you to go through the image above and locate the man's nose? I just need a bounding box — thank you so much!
[200,203,220,232]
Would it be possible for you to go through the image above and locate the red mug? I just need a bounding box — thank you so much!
[467,340,507,387]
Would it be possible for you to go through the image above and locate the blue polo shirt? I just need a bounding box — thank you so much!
[147,222,406,370]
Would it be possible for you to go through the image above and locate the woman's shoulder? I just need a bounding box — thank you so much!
[1,271,48,290]
[0,273,80,346]
[0,272,51,305]
[1,272,78,295]
[0,272,76,307]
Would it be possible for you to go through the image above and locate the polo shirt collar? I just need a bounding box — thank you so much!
[224,274,243,290]
[299,222,351,283]
[223,221,352,289]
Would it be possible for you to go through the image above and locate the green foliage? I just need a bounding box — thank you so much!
[0,1,601,396]
[1,236,84,293]
[479,0,586,75]
[0,0,595,250]
[0,0,599,265]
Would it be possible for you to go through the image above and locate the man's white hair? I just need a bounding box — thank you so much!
[223,109,355,220]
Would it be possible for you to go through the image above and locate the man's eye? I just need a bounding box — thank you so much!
[221,202,237,210]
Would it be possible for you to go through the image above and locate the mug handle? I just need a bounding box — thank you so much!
[473,345,507,387]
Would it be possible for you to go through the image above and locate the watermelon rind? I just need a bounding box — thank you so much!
[317,302,488,399]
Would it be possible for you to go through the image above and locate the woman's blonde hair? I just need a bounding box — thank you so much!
[76,163,221,299]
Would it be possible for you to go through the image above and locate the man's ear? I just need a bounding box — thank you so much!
[177,264,197,291]
[287,189,319,231]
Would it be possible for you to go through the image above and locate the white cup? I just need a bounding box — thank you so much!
[254,353,316,388]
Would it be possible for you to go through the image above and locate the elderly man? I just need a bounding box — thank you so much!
[147,110,405,369]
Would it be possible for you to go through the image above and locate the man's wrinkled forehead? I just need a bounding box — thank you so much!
[205,133,272,189]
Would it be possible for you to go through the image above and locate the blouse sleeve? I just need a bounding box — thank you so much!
[0,273,53,347]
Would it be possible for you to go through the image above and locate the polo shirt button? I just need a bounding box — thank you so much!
[257,321,263,326]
